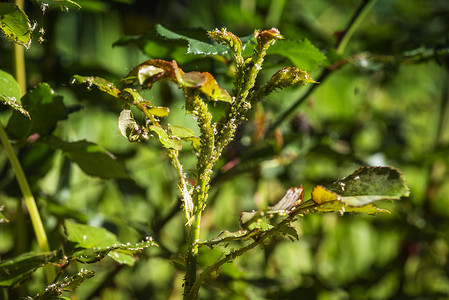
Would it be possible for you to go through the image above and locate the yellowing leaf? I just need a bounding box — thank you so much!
[199,72,232,102]
[311,185,339,204]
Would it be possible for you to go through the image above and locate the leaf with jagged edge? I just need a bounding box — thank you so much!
[311,166,409,214]
[155,24,229,56]
[31,270,94,300]
[0,3,31,47]
[114,25,255,64]
[0,251,62,288]
[65,220,157,266]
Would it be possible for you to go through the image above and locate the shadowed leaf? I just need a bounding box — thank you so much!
[6,83,67,140]
[0,251,61,288]
[47,137,130,179]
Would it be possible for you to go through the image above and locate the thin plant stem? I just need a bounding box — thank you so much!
[6,0,56,284]
[13,0,26,96]
[267,0,378,135]
[0,125,56,283]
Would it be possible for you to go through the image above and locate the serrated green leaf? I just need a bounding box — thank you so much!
[46,137,130,179]
[267,39,326,71]
[311,166,409,213]
[0,3,31,47]
[71,75,121,98]
[155,24,228,56]
[6,83,67,140]
[149,125,182,150]
[0,251,61,288]
[65,220,157,265]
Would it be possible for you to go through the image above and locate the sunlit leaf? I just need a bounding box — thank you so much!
[198,72,232,102]
[147,106,170,117]
[71,75,121,98]
[0,251,61,288]
[169,125,196,139]
[0,69,28,116]
[149,125,182,150]
[0,3,31,47]
[267,39,327,71]
[65,221,157,266]
[47,137,130,179]
[311,166,409,213]
[6,83,67,140]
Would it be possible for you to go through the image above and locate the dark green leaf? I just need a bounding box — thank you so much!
[154,24,228,56]
[312,166,410,213]
[267,39,326,71]
[6,83,67,140]
[0,3,31,47]
[46,137,130,179]
[0,251,61,287]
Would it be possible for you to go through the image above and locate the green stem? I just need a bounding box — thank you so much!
[267,0,378,134]
[8,0,55,280]
[187,201,319,297]
[0,125,56,283]
[13,0,26,96]
[183,94,215,299]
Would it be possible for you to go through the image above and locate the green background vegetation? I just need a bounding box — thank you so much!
[1,0,449,299]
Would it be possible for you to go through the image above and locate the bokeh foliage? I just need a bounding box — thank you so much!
[1,0,449,299]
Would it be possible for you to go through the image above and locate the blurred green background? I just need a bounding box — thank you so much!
[1,0,449,299]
